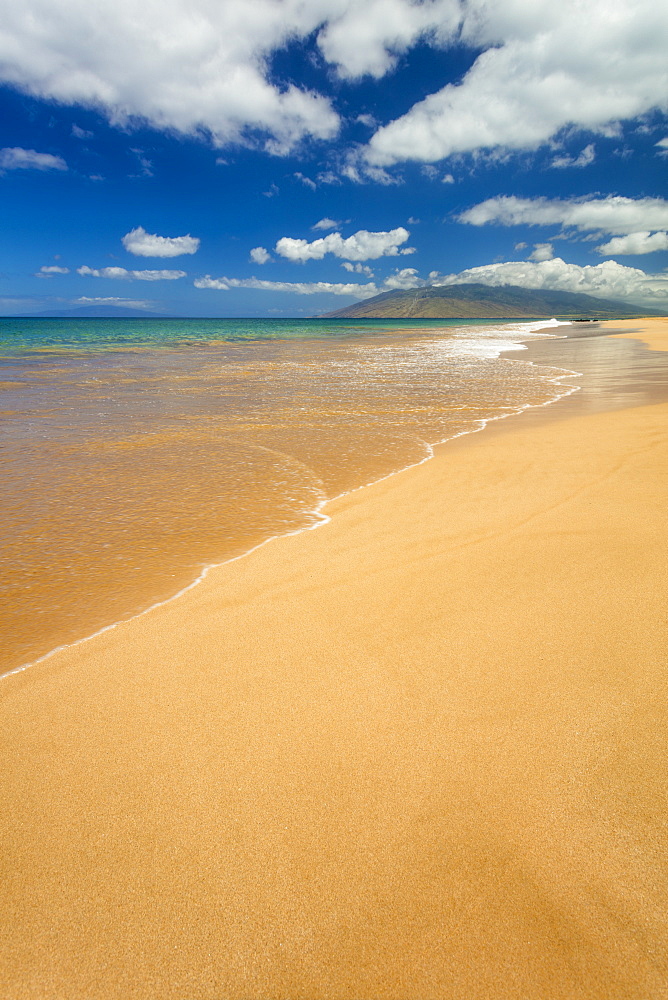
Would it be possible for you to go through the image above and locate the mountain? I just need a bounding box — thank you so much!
[27,306,166,318]
[322,283,656,320]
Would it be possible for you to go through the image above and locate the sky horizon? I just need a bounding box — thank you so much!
[1,0,667,318]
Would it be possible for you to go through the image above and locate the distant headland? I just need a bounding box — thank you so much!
[322,282,657,320]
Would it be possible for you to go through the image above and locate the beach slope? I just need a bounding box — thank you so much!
[1,319,666,999]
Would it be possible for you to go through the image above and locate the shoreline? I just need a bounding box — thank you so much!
[1,317,581,682]
[2,317,667,999]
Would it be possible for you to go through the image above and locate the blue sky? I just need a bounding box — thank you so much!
[1,0,667,316]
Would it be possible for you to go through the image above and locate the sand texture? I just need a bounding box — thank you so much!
[1,320,667,999]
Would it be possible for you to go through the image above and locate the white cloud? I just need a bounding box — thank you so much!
[442,173,455,183]
[77,265,186,281]
[121,226,199,257]
[656,137,668,148]
[316,171,341,186]
[2,1,666,166]
[383,267,425,289]
[343,162,400,186]
[459,195,668,236]
[0,147,67,171]
[294,172,316,190]
[341,262,374,276]
[317,0,460,80]
[433,257,668,307]
[528,243,554,262]
[76,296,154,309]
[363,0,668,166]
[194,275,379,299]
[249,246,271,264]
[312,217,340,231]
[36,264,69,276]
[129,149,153,178]
[596,232,668,256]
[71,124,92,139]
[0,0,345,154]
[551,143,595,169]
[275,227,413,262]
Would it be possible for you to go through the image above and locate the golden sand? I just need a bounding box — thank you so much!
[606,315,668,351]
[1,319,667,999]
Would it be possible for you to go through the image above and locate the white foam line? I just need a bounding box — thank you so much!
[2,321,581,683]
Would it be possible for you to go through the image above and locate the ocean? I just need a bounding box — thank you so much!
[0,316,574,674]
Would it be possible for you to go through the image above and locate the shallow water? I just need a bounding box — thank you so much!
[0,317,574,673]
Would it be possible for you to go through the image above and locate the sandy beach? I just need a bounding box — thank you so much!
[1,318,667,999]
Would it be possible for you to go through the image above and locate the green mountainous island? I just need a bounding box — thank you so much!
[323,283,656,320]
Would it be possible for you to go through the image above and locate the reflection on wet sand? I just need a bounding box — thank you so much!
[0,324,618,673]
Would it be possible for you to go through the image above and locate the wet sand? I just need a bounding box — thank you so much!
[1,318,667,999]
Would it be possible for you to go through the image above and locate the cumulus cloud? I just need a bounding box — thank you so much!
[528,243,554,262]
[363,0,668,166]
[341,262,374,276]
[1,1,667,166]
[249,246,271,264]
[433,257,668,307]
[76,296,154,309]
[0,147,67,171]
[596,232,668,255]
[312,217,340,231]
[275,227,414,262]
[551,144,595,169]
[77,265,186,281]
[317,0,460,80]
[121,226,199,257]
[459,195,668,236]
[383,267,425,289]
[194,275,379,299]
[36,264,69,276]
[0,0,346,154]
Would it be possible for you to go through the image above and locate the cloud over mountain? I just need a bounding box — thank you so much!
[596,232,668,256]
[434,257,668,307]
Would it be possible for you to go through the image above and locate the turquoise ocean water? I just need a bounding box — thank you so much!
[0,316,574,673]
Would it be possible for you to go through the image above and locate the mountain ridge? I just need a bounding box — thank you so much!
[322,283,657,320]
